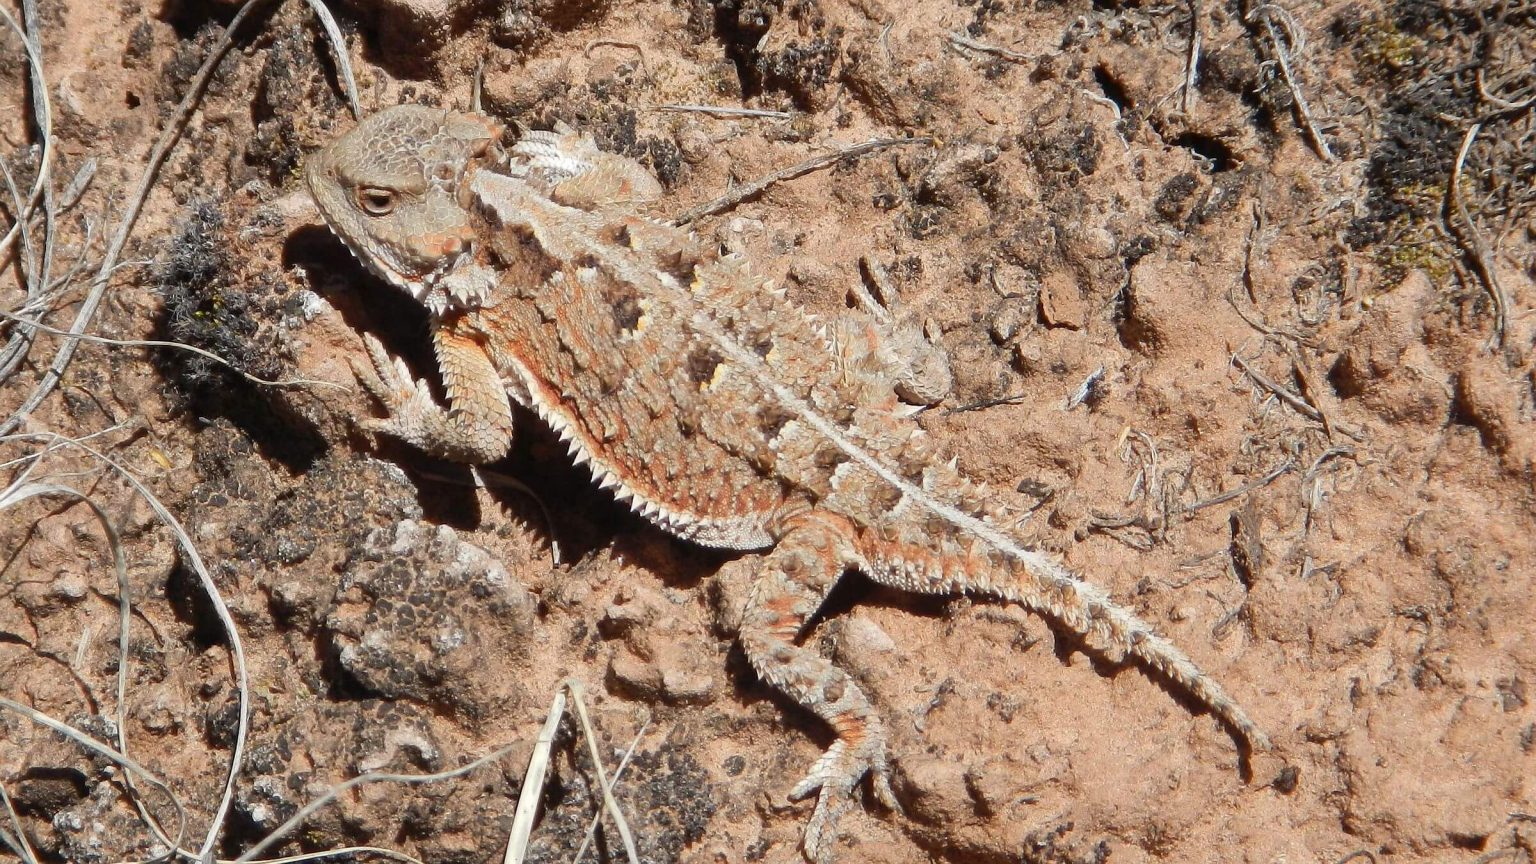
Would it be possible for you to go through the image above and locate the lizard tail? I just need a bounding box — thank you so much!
[859,532,1271,751]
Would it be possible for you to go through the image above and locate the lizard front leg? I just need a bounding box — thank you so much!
[739,510,900,860]
[351,316,515,464]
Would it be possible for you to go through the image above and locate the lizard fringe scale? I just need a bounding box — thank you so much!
[306,104,1270,859]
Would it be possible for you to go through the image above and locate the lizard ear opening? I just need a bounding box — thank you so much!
[356,186,397,216]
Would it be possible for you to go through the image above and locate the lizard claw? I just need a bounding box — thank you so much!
[349,333,432,442]
[792,729,901,859]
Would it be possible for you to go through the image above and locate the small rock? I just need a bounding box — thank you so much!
[608,650,664,700]
[1038,272,1086,330]
[1330,271,1449,426]
[660,666,718,705]
[898,753,976,825]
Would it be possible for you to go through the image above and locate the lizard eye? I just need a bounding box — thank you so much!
[356,187,397,216]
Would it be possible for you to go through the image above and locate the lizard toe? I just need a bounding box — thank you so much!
[791,730,900,858]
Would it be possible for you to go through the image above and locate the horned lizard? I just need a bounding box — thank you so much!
[306,104,1269,857]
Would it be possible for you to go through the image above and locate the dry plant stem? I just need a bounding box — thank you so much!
[504,682,646,864]
[0,308,347,391]
[1182,459,1295,515]
[21,0,56,289]
[1302,445,1354,534]
[0,783,41,864]
[504,688,566,864]
[0,451,129,744]
[584,39,649,79]
[18,431,251,862]
[572,717,650,864]
[566,680,640,864]
[1251,4,1335,163]
[0,0,273,439]
[0,4,53,261]
[1,469,151,849]
[0,696,186,851]
[0,157,36,305]
[1445,121,1508,351]
[1231,352,1363,441]
[945,392,1029,414]
[243,846,430,864]
[8,377,257,851]
[1182,0,1202,113]
[0,0,52,383]
[1476,67,1536,114]
[237,741,523,863]
[671,137,932,225]
[654,104,793,119]
[302,0,362,120]
[1231,203,1321,349]
[946,31,1033,64]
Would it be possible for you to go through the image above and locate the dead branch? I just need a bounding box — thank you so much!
[1249,3,1335,162]
[946,31,1034,65]
[1231,352,1364,441]
[1182,459,1296,515]
[671,136,931,225]
[654,104,792,119]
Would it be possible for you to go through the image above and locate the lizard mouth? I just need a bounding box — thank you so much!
[344,240,473,305]
[413,244,473,297]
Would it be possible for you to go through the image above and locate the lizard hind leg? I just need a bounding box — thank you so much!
[857,531,1271,753]
[833,264,953,409]
[739,510,900,860]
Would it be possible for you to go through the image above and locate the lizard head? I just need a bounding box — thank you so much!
[307,104,503,313]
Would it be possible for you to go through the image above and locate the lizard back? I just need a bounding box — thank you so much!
[462,165,956,550]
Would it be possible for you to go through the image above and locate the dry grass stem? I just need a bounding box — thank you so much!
[1182,459,1296,515]
[0,3,54,260]
[1,0,272,438]
[236,742,524,863]
[1444,121,1509,351]
[1182,0,1203,113]
[0,308,346,390]
[654,104,792,119]
[671,137,932,225]
[1250,4,1335,162]
[946,31,1033,64]
[303,0,362,120]
[1231,352,1363,441]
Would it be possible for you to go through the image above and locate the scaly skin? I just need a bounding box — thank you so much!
[306,104,1270,859]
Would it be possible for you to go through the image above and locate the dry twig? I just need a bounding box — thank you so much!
[946,31,1033,64]
[1249,4,1335,162]
[672,137,931,225]
[654,104,792,119]
[1182,459,1296,515]
[1182,0,1203,113]
[1231,352,1363,440]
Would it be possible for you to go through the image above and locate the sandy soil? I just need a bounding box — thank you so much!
[1,0,1533,862]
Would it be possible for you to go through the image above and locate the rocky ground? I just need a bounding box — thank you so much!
[0,0,1533,862]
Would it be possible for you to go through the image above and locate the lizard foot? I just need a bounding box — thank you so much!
[791,729,901,860]
[348,332,439,445]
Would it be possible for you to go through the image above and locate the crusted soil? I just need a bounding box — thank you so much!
[1,0,1533,862]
